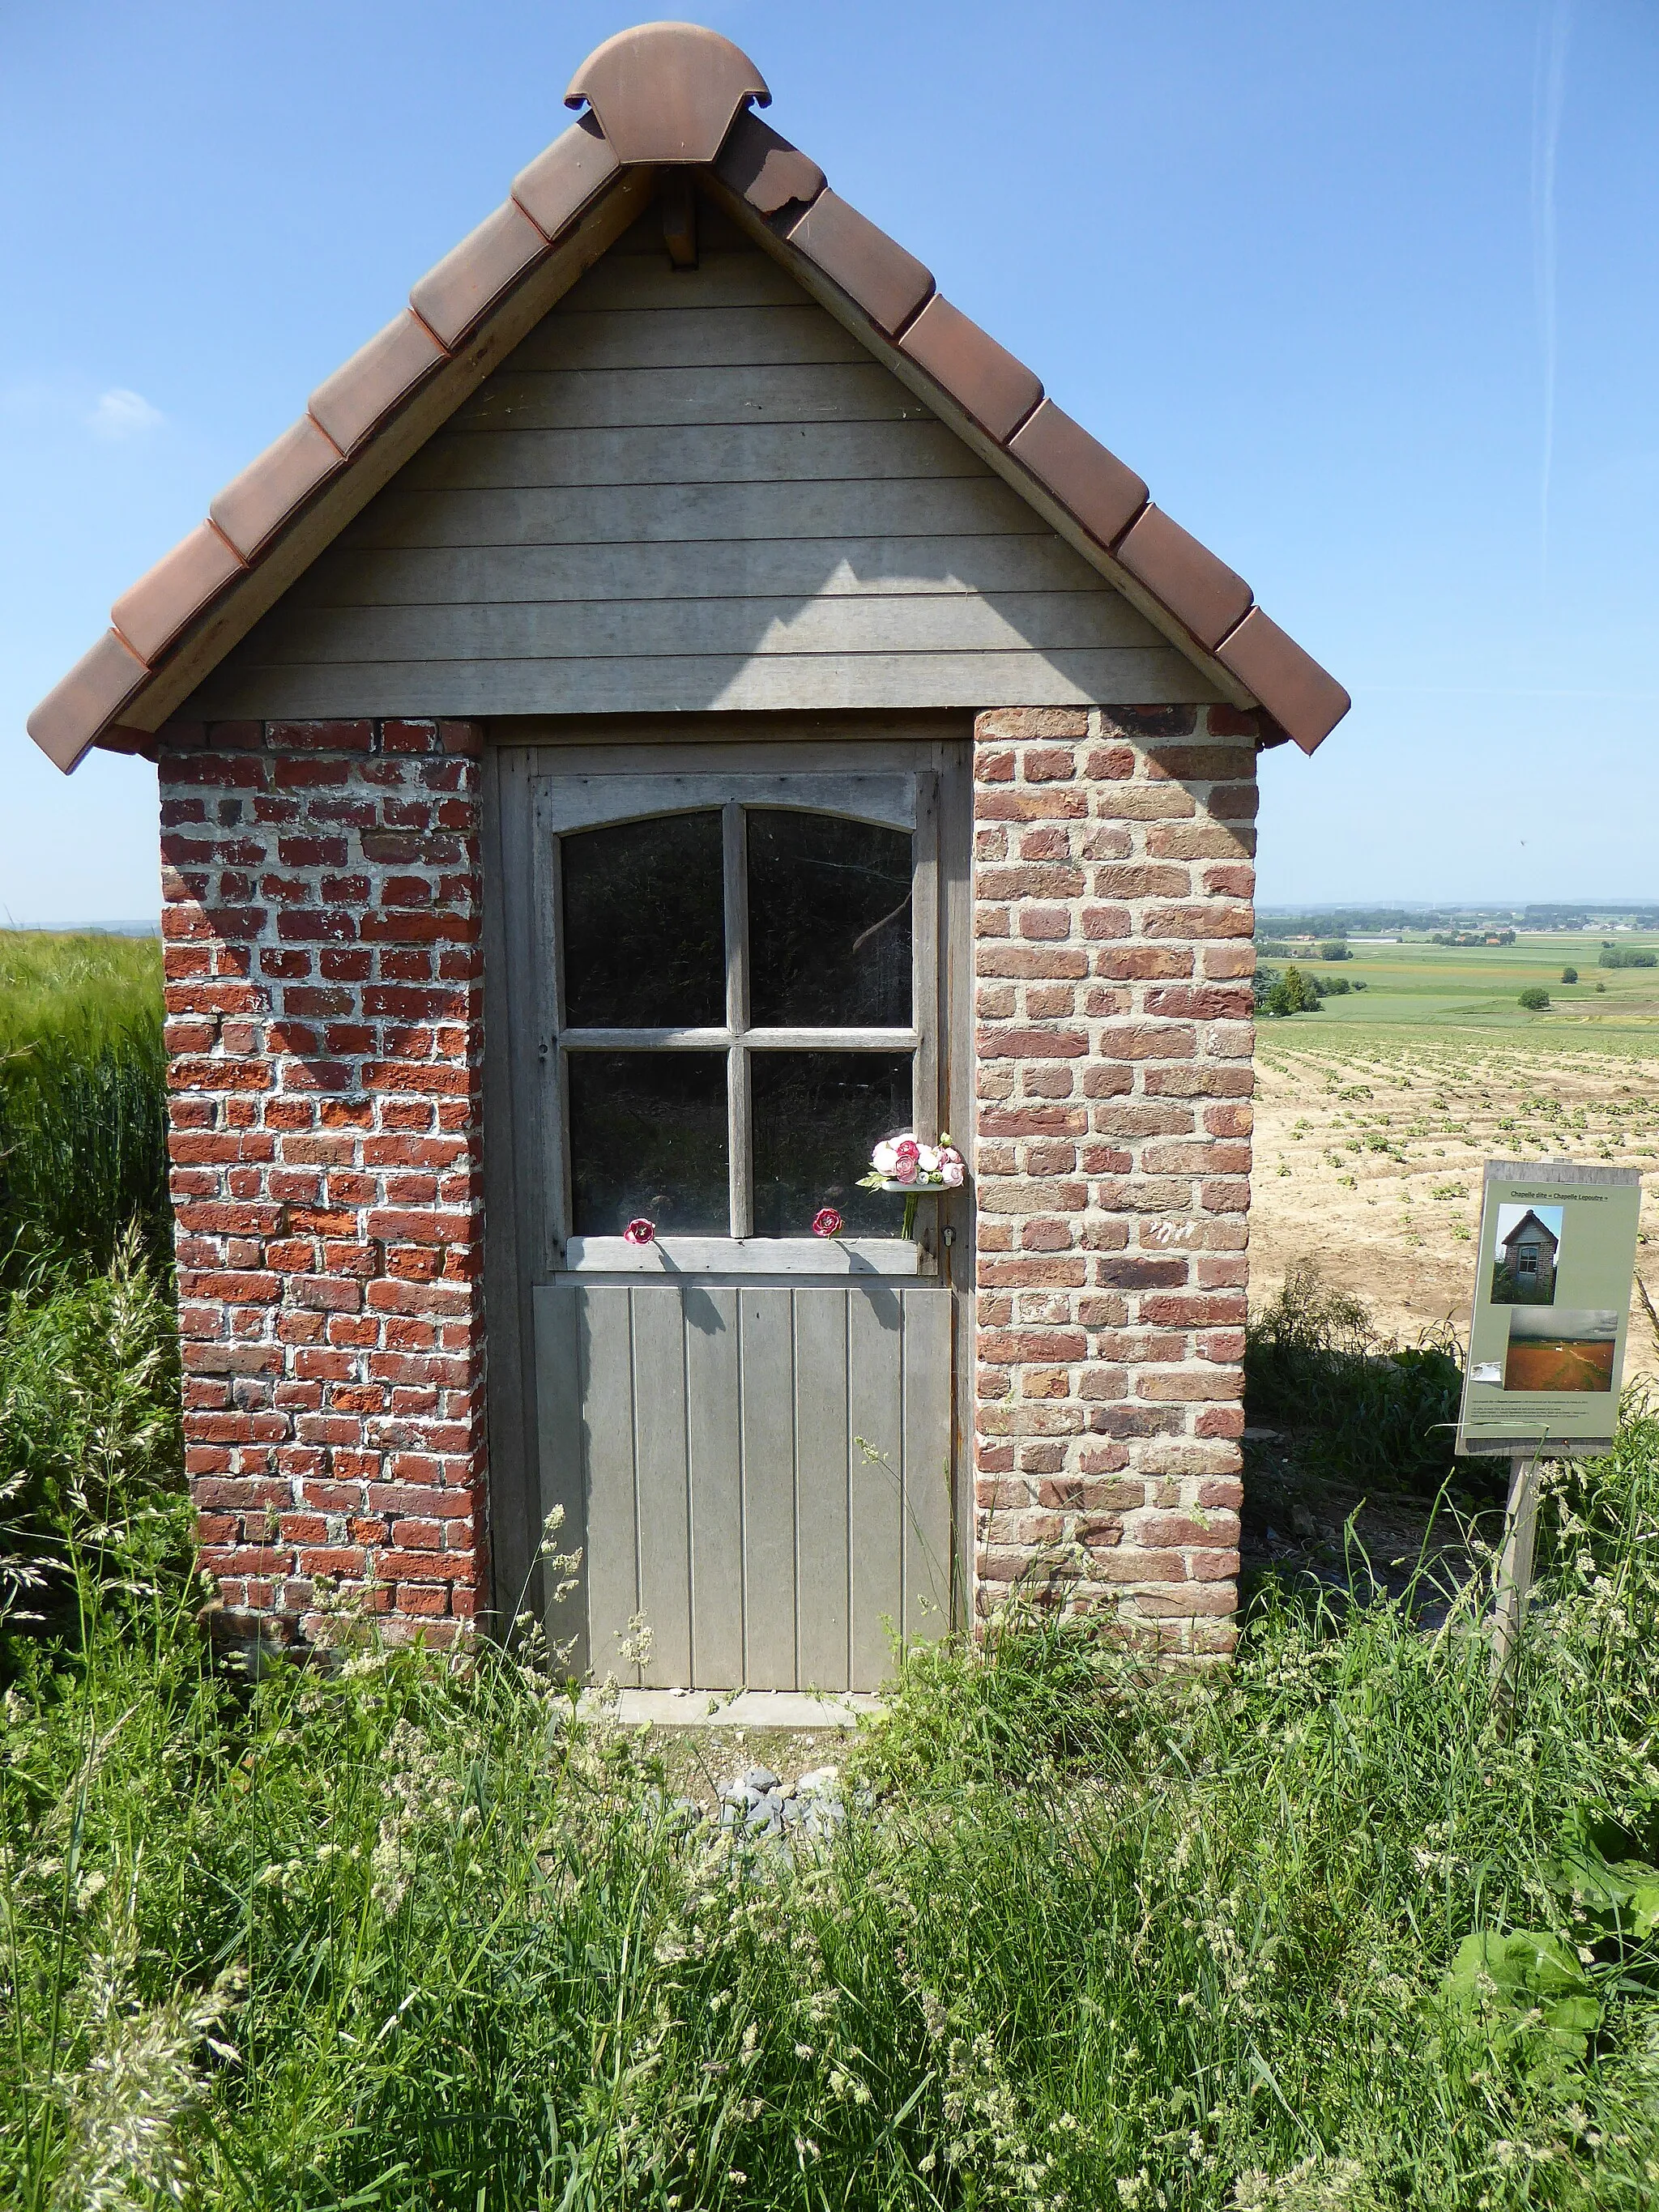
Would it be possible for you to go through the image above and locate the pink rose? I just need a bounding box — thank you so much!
[939,1145,965,1189]
[893,1137,919,1163]
[893,1154,918,1184]
[812,1207,843,1238]
[623,1217,655,1245]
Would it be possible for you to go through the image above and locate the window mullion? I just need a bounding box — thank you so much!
[724,803,752,1238]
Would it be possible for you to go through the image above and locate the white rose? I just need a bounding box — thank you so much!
[917,1144,941,1176]
[872,1140,899,1175]
[940,1153,965,1188]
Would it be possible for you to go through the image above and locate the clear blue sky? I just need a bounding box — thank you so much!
[4,0,1657,923]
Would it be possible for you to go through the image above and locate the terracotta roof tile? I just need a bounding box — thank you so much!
[309,311,447,455]
[785,190,933,337]
[899,295,1043,443]
[714,110,825,218]
[564,23,769,164]
[110,522,245,663]
[1218,607,1351,756]
[27,631,147,773]
[29,20,1350,769]
[511,113,621,240]
[209,415,344,562]
[1008,400,1147,550]
[1114,505,1254,652]
[409,199,551,348]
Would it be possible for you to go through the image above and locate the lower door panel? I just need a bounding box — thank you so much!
[535,1281,953,1691]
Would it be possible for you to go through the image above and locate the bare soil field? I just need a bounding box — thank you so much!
[1251,1033,1659,1385]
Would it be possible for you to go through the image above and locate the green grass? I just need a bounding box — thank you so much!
[6,1261,1659,2207]
[1259,931,1659,1053]
[0,931,168,1277]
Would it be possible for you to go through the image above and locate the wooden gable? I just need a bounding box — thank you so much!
[186,198,1213,722]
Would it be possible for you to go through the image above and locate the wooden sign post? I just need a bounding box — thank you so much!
[1456,1161,1643,1696]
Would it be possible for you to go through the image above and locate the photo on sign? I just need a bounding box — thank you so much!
[1501,1306,1618,1393]
[1490,1202,1564,1306]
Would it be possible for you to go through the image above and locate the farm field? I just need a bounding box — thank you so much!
[1251,932,1659,1383]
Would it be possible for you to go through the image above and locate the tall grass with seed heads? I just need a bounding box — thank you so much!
[0,933,168,1279]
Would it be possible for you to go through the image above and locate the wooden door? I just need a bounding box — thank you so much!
[515,748,965,1691]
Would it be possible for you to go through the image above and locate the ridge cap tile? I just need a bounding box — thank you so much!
[898,293,1043,445]
[1114,505,1254,653]
[27,631,147,774]
[783,188,933,337]
[1007,400,1147,550]
[408,198,551,349]
[309,311,448,455]
[512,113,622,240]
[208,415,343,564]
[1217,606,1350,756]
[109,521,246,666]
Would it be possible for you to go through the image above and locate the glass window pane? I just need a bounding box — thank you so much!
[747,810,911,1028]
[750,1052,912,1238]
[567,1052,729,1236]
[562,812,724,1029]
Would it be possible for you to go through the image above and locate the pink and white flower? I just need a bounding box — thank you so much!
[623,1217,655,1245]
[812,1207,843,1238]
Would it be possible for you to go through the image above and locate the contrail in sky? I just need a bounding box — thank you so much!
[1532,0,1572,588]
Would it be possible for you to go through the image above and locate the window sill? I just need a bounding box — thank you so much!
[561,1236,932,1277]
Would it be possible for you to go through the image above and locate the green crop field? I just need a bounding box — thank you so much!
[1257,931,1659,1053]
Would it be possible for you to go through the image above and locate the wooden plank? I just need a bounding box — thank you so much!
[793,1287,851,1692]
[483,747,538,1634]
[336,475,1048,549]
[245,588,1158,666]
[552,247,808,313]
[562,1234,923,1276]
[509,303,872,374]
[847,1285,905,1692]
[399,419,986,493]
[900,1288,954,1643]
[684,1282,744,1687]
[192,645,1216,720]
[285,533,1101,610]
[579,1285,642,1683]
[531,1283,587,1668]
[629,1286,693,1686]
[532,766,917,839]
[452,360,920,431]
[739,1289,798,1690]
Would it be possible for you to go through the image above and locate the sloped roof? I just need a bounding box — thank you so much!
[28,20,1350,772]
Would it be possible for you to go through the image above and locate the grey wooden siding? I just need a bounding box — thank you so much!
[190,218,1215,718]
[535,1279,953,1692]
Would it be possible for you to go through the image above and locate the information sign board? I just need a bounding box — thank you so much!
[1456,1161,1643,1458]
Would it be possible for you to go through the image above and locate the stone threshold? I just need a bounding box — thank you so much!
[580,1687,884,1730]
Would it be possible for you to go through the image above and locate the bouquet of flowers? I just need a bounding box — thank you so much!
[858,1130,965,1236]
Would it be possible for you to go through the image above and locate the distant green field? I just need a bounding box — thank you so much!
[1258,932,1659,1057]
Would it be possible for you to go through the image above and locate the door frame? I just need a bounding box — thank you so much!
[481,714,975,1661]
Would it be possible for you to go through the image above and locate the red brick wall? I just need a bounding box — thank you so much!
[970,704,1256,1656]
[156,718,487,1648]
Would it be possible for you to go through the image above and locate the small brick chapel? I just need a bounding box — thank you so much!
[29,23,1348,1687]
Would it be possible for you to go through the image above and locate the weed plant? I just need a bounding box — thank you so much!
[1244,1261,1480,1497]
[0,933,168,1277]
[6,1276,1659,2206]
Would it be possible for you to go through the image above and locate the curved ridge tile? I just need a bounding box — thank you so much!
[1115,505,1254,652]
[410,199,552,347]
[513,113,621,239]
[715,109,825,218]
[27,632,147,774]
[1218,607,1350,755]
[309,311,447,455]
[785,190,932,337]
[111,522,245,664]
[899,295,1043,444]
[209,416,344,562]
[1008,401,1147,549]
[565,22,768,163]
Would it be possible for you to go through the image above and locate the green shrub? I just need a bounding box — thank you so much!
[0,933,168,1277]
[1518,985,1550,1011]
[1562,966,1579,983]
[1244,1261,1473,1495]
[1598,947,1657,969]
[1320,941,1351,961]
